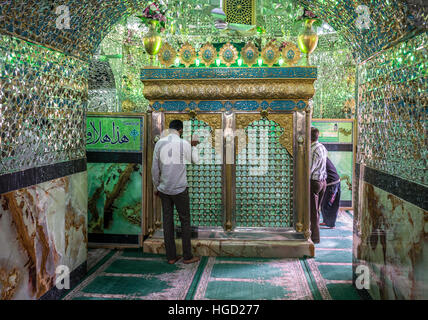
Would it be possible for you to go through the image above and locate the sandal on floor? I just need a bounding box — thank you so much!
[167,256,182,264]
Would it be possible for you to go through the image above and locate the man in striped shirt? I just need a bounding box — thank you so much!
[310,127,328,244]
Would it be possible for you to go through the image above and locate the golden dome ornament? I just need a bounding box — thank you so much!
[199,42,217,67]
[178,42,197,67]
[261,43,280,67]
[241,42,259,67]
[158,42,176,68]
[281,42,301,66]
[219,42,238,67]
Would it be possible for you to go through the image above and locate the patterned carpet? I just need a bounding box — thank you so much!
[306,210,363,300]
[64,211,367,300]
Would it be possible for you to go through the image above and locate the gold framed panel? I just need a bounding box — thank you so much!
[178,42,196,67]
[235,110,294,156]
[282,42,301,66]
[241,42,259,67]
[199,42,217,67]
[261,43,281,67]
[158,42,176,68]
[219,42,238,67]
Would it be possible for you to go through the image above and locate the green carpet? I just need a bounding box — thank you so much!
[301,210,366,300]
[192,256,314,300]
[63,249,201,300]
[326,283,362,300]
[315,249,353,263]
[63,211,368,300]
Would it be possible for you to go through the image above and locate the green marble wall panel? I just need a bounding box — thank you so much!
[328,151,353,203]
[88,163,142,235]
[353,31,427,300]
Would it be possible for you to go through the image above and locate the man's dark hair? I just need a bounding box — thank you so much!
[169,120,183,131]
[311,127,319,142]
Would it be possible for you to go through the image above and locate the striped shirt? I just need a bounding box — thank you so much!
[310,141,328,181]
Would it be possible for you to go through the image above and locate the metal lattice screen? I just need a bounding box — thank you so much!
[235,119,293,227]
[173,119,224,227]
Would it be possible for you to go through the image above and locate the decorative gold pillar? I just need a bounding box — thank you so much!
[148,111,163,233]
[294,106,311,240]
[145,109,154,236]
[143,112,150,237]
[303,106,312,239]
[224,111,235,231]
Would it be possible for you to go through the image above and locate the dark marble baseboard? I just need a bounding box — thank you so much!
[340,200,352,208]
[0,159,87,195]
[324,144,353,152]
[89,233,139,244]
[355,287,373,300]
[87,151,142,164]
[356,163,427,210]
[39,261,87,300]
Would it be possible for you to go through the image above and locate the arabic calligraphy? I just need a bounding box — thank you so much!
[87,120,130,145]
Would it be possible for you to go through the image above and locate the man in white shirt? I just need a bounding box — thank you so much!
[309,127,328,244]
[152,120,200,264]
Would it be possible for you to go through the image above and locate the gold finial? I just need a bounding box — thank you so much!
[260,109,269,118]
[189,110,197,119]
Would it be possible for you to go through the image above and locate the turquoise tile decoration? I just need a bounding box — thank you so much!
[151,100,307,112]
